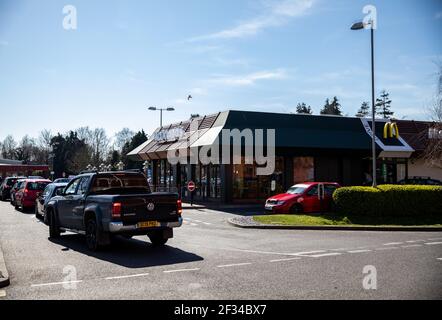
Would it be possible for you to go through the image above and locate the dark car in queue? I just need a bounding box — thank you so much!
[398,176,442,186]
[14,179,52,211]
[10,179,27,206]
[35,183,68,222]
[53,177,75,184]
[0,177,26,201]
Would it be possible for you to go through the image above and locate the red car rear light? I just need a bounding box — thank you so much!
[24,189,29,198]
[177,199,182,215]
[112,202,122,219]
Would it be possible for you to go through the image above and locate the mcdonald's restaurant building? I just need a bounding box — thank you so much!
[128,110,439,204]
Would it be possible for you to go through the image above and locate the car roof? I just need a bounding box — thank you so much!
[23,179,52,182]
[51,183,68,187]
[292,182,340,186]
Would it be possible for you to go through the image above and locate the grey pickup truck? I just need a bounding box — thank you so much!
[45,171,182,250]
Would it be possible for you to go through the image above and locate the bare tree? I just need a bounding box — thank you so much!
[422,63,442,168]
[38,129,53,149]
[1,135,17,159]
[15,135,36,163]
[114,128,135,151]
[90,128,109,167]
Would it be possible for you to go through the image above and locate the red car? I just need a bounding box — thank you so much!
[265,182,341,214]
[14,179,51,211]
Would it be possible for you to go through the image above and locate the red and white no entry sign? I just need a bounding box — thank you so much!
[187,181,196,192]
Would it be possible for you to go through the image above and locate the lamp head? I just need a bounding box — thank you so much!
[351,21,365,30]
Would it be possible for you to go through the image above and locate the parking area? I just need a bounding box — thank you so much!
[0,200,441,299]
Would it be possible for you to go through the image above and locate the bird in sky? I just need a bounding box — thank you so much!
[187,95,192,101]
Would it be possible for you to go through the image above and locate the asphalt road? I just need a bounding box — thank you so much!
[0,200,441,300]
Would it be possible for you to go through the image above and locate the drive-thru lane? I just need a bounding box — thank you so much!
[0,201,441,299]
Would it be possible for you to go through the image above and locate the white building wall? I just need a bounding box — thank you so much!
[408,158,442,181]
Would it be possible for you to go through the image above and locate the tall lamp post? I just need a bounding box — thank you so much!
[148,106,175,128]
[351,20,377,187]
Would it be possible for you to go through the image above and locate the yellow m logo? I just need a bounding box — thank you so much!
[383,122,399,139]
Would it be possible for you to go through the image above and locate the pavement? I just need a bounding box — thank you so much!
[0,242,9,288]
[0,200,441,300]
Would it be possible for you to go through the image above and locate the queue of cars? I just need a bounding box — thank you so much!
[0,176,75,211]
[0,171,182,251]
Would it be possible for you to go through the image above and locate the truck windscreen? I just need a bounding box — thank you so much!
[90,174,151,195]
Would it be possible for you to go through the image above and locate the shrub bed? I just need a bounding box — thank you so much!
[333,185,442,216]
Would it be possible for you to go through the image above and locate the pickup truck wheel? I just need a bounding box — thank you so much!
[48,211,60,239]
[86,219,100,251]
[149,232,168,246]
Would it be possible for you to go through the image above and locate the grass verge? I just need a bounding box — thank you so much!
[253,214,442,227]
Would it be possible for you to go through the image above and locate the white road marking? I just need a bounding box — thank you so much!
[190,223,197,226]
[376,247,399,251]
[270,258,302,263]
[308,253,342,258]
[217,263,252,268]
[401,244,423,248]
[437,258,442,261]
[406,240,425,243]
[292,250,327,256]
[383,242,403,246]
[105,273,149,280]
[203,222,212,225]
[348,249,372,253]
[0,290,6,298]
[31,280,83,288]
[428,238,442,241]
[425,242,442,246]
[228,248,308,256]
[163,268,200,273]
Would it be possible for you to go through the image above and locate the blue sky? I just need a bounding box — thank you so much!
[0,0,441,141]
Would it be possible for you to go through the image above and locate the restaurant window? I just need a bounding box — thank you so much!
[233,162,258,200]
[293,157,314,184]
[209,165,221,198]
[180,165,189,198]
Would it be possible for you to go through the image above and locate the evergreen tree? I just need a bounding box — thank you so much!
[376,90,394,119]
[355,101,370,117]
[320,96,342,116]
[296,103,313,114]
[121,130,148,170]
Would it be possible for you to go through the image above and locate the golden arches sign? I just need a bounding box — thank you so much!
[383,122,399,139]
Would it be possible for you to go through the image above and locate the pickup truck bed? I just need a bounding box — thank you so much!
[46,171,182,251]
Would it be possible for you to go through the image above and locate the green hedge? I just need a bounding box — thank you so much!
[333,185,442,216]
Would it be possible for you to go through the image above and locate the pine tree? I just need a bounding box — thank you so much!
[320,96,342,116]
[296,103,313,114]
[376,90,394,119]
[355,101,370,117]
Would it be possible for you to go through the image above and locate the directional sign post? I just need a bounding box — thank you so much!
[187,181,196,206]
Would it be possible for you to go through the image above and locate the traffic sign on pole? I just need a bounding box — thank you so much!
[187,181,196,192]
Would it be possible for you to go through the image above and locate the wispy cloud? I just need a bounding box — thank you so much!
[209,69,287,86]
[188,0,315,41]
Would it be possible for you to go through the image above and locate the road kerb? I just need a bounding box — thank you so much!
[227,217,442,232]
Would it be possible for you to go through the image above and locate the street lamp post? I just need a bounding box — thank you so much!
[148,106,175,127]
[351,20,377,187]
